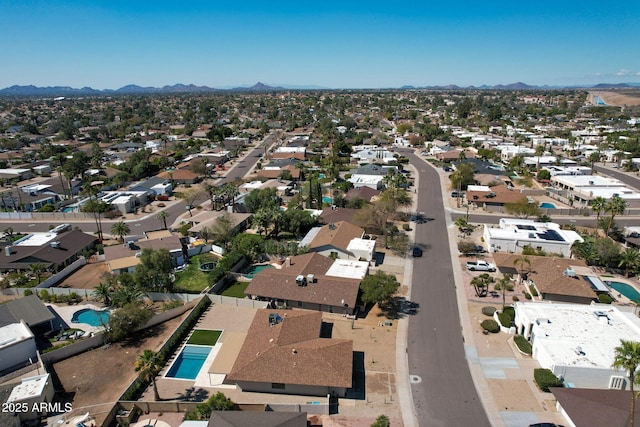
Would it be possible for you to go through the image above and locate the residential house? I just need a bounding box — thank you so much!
[0,321,37,375]
[0,230,96,273]
[3,374,56,425]
[493,253,599,304]
[0,294,56,333]
[300,221,365,259]
[466,184,529,212]
[343,186,380,203]
[550,174,640,208]
[207,411,307,427]
[552,388,640,427]
[157,169,200,185]
[244,252,366,315]
[351,147,396,164]
[514,302,640,390]
[317,207,360,226]
[104,233,186,274]
[348,164,396,190]
[226,309,353,396]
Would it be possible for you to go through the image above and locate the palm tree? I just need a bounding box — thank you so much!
[588,151,602,173]
[591,196,607,235]
[534,144,545,173]
[498,273,512,311]
[30,263,46,284]
[513,255,531,285]
[93,282,113,306]
[612,340,640,427]
[156,211,169,230]
[224,184,239,208]
[604,195,627,236]
[111,221,130,242]
[620,249,640,278]
[470,273,494,298]
[135,350,164,401]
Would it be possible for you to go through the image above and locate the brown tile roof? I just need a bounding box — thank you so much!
[309,221,364,252]
[157,169,199,181]
[318,208,360,225]
[103,235,184,262]
[244,253,361,309]
[552,387,640,427]
[227,309,353,388]
[256,165,301,180]
[272,152,306,161]
[344,186,381,202]
[492,253,596,299]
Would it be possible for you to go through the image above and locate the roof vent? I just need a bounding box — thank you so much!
[50,241,61,249]
[307,274,315,283]
[5,245,12,256]
[268,313,283,326]
[296,275,307,287]
[563,268,576,277]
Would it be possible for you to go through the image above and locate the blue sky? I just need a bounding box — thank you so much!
[1,0,639,89]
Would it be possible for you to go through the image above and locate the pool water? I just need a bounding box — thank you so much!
[540,202,556,209]
[322,196,332,204]
[72,308,110,326]
[165,345,211,380]
[607,281,640,303]
[243,264,274,278]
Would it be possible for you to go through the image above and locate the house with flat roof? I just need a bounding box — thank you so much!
[244,252,365,315]
[514,302,640,390]
[226,309,353,397]
[0,321,37,375]
[551,174,640,208]
[483,218,583,257]
[348,164,397,190]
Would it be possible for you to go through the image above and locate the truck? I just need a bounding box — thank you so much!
[466,260,496,272]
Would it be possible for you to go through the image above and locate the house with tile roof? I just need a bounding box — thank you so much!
[103,234,186,274]
[301,221,365,260]
[244,252,365,315]
[493,253,599,304]
[226,309,353,397]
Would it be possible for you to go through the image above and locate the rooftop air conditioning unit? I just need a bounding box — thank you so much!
[307,274,315,284]
[295,275,307,287]
[50,241,61,249]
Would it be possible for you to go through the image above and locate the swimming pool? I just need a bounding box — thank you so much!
[165,345,211,380]
[61,206,78,213]
[243,264,274,278]
[71,308,110,327]
[607,281,640,303]
[322,196,332,204]
[540,202,556,209]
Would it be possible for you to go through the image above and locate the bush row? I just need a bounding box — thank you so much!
[514,335,532,355]
[534,368,563,392]
[120,296,211,401]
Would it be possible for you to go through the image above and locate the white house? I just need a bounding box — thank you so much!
[0,321,37,373]
[551,175,640,208]
[351,147,396,164]
[514,302,640,390]
[483,218,583,257]
[346,237,376,262]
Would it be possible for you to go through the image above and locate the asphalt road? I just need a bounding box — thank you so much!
[402,150,491,426]
[0,133,276,235]
[594,164,640,191]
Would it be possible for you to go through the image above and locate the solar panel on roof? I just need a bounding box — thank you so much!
[516,225,536,230]
[538,229,566,242]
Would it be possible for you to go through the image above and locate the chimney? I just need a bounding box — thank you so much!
[5,245,12,256]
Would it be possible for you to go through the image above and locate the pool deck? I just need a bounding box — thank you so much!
[47,303,109,333]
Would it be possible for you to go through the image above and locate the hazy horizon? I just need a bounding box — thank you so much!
[1,1,639,89]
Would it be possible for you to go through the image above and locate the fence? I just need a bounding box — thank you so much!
[0,212,96,220]
[40,333,106,364]
[207,293,269,309]
[37,257,87,288]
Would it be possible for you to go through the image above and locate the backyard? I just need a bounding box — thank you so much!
[173,254,217,293]
[220,280,249,298]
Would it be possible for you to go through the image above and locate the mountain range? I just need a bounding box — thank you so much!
[1,81,639,96]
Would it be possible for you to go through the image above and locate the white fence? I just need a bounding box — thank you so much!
[207,293,269,309]
[37,257,87,288]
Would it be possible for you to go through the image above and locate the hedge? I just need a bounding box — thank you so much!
[481,306,497,316]
[481,319,500,333]
[120,296,211,401]
[503,306,515,319]
[497,312,512,328]
[529,284,539,297]
[524,293,532,300]
[514,335,532,355]
[598,294,612,304]
[208,251,244,285]
[534,368,563,392]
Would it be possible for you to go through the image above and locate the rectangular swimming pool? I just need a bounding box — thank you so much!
[165,345,211,380]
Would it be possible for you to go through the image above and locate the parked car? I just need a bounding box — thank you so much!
[451,190,464,198]
[412,247,423,257]
[443,166,453,172]
[466,260,496,272]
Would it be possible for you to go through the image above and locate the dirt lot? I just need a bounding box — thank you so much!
[50,313,188,426]
[589,90,640,107]
[58,262,110,289]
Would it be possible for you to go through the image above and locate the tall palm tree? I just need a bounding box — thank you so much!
[605,195,628,236]
[534,144,545,173]
[156,211,169,230]
[470,273,494,298]
[619,249,640,278]
[224,184,239,208]
[612,339,640,427]
[498,274,512,311]
[591,196,607,235]
[111,221,130,242]
[135,350,164,401]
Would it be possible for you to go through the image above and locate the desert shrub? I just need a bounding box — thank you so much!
[512,296,520,302]
[534,368,563,392]
[24,289,33,296]
[598,294,612,304]
[514,335,532,355]
[481,319,500,333]
[402,223,411,231]
[457,240,477,254]
[524,293,532,300]
[497,312,512,328]
[529,284,539,297]
[481,306,496,316]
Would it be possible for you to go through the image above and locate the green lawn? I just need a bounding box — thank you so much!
[221,281,249,298]
[187,329,222,345]
[173,254,212,293]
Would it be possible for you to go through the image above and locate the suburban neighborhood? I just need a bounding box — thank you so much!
[1,87,640,427]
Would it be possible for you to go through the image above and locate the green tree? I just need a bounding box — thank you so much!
[505,198,542,219]
[619,249,640,278]
[612,340,640,427]
[594,237,621,268]
[497,273,512,311]
[449,163,475,191]
[133,248,175,292]
[471,273,494,298]
[211,214,237,249]
[359,271,400,307]
[93,282,113,306]
[107,302,152,342]
[185,392,235,420]
[371,414,390,427]
[604,195,627,237]
[135,350,164,401]
[29,263,46,284]
[243,187,280,213]
[156,210,169,230]
[110,221,130,242]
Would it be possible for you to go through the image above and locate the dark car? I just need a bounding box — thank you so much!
[451,190,464,198]
[528,423,559,427]
[443,166,453,172]
[412,247,423,257]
